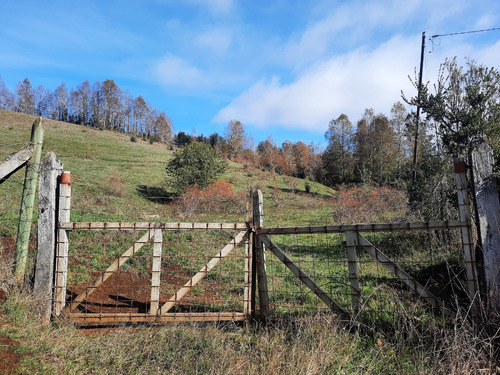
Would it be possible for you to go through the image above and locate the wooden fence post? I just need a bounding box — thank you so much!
[34,152,63,324]
[244,187,254,327]
[253,190,269,322]
[54,171,71,316]
[345,231,361,316]
[453,158,480,312]
[469,142,500,315]
[15,117,44,284]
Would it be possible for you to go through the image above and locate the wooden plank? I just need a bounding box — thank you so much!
[34,152,63,324]
[258,220,467,235]
[345,231,361,316]
[64,312,246,325]
[159,231,247,315]
[259,235,349,317]
[0,144,33,182]
[150,229,163,315]
[454,158,480,307]
[63,230,152,313]
[53,173,71,316]
[469,144,500,313]
[356,233,455,317]
[59,222,247,231]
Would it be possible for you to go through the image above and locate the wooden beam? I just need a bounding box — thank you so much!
[0,144,33,183]
[257,220,467,235]
[469,144,500,314]
[159,231,248,315]
[34,152,63,324]
[54,171,71,316]
[59,222,248,231]
[454,157,480,309]
[259,235,349,317]
[63,230,153,313]
[64,312,246,325]
[149,228,163,315]
[356,233,455,317]
[345,231,361,316]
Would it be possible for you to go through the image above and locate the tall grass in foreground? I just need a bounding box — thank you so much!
[1,289,498,374]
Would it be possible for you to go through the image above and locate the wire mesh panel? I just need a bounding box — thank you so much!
[260,225,470,327]
[263,232,350,317]
[58,224,250,325]
[0,123,39,285]
[356,229,466,326]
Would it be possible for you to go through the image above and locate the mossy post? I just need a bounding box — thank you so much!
[15,117,44,284]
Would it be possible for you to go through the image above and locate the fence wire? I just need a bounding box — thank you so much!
[0,131,39,284]
[61,226,249,323]
[263,227,468,328]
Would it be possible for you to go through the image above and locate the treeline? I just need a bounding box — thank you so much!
[0,75,418,187]
[0,77,172,143]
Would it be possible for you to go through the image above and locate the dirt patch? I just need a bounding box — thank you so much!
[66,264,233,315]
[0,313,21,374]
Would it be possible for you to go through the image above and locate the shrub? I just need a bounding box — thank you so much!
[175,180,244,216]
[130,136,137,142]
[330,186,408,223]
[166,142,227,194]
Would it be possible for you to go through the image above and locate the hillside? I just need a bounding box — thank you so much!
[0,110,335,225]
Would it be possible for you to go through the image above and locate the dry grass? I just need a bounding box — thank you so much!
[0,290,498,374]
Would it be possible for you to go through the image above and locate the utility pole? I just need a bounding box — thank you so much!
[412,31,426,183]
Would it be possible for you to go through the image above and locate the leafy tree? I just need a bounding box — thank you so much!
[174,131,193,147]
[166,142,227,194]
[322,113,355,186]
[353,109,401,184]
[404,58,500,156]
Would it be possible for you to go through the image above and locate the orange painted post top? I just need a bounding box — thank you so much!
[60,171,71,184]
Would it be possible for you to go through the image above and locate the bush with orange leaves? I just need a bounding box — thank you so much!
[174,180,246,217]
[330,186,408,224]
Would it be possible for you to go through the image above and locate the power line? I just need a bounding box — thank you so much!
[432,27,500,39]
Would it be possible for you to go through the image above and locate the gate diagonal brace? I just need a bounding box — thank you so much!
[63,230,153,314]
[356,233,455,317]
[159,230,248,315]
[259,235,349,318]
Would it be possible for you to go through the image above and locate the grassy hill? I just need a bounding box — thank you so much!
[0,110,336,227]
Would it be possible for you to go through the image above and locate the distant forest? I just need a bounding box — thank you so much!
[0,75,423,189]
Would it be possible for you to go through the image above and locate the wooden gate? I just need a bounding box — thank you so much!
[250,161,479,322]
[53,222,252,326]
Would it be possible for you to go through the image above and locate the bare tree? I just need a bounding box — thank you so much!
[15,78,35,115]
[0,76,15,110]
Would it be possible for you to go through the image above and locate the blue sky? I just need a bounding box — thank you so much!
[1,0,499,148]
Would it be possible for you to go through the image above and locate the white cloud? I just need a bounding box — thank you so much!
[284,0,422,68]
[215,35,419,130]
[151,56,208,89]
